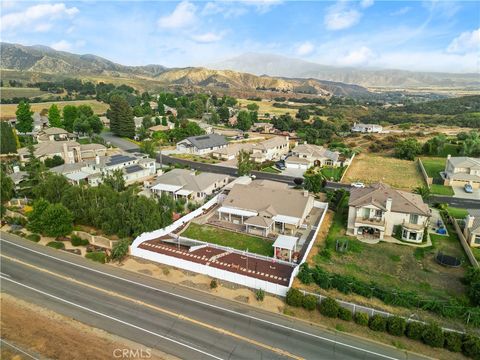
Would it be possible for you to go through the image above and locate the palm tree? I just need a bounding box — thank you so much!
[414,186,431,200]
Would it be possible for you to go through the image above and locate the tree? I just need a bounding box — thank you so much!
[107,95,135,138]
[44,155,65,169]
[0,122,17,154]
[27,198,51,233]
[110,238,130,262]
[237,150,253,176]
[296,108,310,121]
[303,170,326,193]
[218,106,230,122]
[236,110,252,131]
[247,103,259,111]
[0,168,14,216]
[40,203,74,237]
[414,186,431,200]
[102,169,126,192]
[48,104,62,128]
[161,116,168,126]
[87,115,104,134]
[73,117,90,135]
[140,140,157,158]
[62,105,77,132]
[25,144,44,187]
[33,173,70,203]
[15,101,34,134]
[395,138,421,160]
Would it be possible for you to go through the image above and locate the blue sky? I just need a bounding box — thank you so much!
[1,1,479,73]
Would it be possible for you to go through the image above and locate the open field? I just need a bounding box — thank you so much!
[182,223,273,256]
[237,98,301,117]
[0,99,109,118]
[0,87,49,99]
[342,153,423,190]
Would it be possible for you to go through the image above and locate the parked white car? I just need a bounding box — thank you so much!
[351,182,365,188]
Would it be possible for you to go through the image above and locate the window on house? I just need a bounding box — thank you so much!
[375,210,382,217]
[402,229,408,239]
[475,235,480,245]
[410,214,419,224]
[363,208,370,217]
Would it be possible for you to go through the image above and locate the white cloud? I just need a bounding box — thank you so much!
[390,6,411,16]
[360,0,374,9]
[191,32,224,43]
[296,41,315,56]
[34,23,53,32]
[324,2,362,31]
[242,0,283,14]
[51,40,72,51]
[1,3,79,32]
[158,1,197,29]
[447,28,480,54]
[340,46,375,66]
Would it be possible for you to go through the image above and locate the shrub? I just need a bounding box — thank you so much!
[302,295,317,311]
[337,307,353,321]
[26,233,41,242]
[368,314,387,332]
[286,288,304,307]
[422,323,444,348]
[443,331,462,353]
[387,316,406,337]
[255,289,265,302]
[354,312,369,326]
[319,297,339,318]
[210,279,218,289]
[85,251,106,264]
[46,241,65,250]
[462,334,480,359]
[406,321,425,340]
[71,234,89,246]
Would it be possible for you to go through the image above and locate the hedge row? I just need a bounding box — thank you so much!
[285,289,480,358]
[297,264,480,326]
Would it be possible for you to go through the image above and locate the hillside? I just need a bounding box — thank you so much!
[0,42,369,98]
[212,53,479,90]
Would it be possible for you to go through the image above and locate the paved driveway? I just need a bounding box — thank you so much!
[452,186,480,200]
[280,167,305,178]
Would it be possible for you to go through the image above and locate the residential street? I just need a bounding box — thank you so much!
[0,233,428,360]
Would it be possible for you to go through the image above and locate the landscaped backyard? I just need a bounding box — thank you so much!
[420,157,454,195]
[181,223,274,256]
[320,166,344,181]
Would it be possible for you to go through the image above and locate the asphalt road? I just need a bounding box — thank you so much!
[0,233,428,360]
[100,132,478,208]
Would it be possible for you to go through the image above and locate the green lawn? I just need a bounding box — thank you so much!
[430,184,454,196]
[261,166,281,174]
[446,206,468,219]
[182,223,273,256]
[320,166,344,181]
[420,157,445,179]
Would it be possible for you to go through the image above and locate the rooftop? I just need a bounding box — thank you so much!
[151,168,228,193]
[183,134,228,150]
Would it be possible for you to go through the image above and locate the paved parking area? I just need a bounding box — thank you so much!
[280,167,305,178]
[452,186,480,200]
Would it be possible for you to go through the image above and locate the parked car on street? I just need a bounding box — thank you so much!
[351,182,365,188]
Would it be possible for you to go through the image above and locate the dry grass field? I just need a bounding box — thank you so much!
[0,99,109,118]
[342,153,424,190]
[0,87,49,99]
[237,98,301,117]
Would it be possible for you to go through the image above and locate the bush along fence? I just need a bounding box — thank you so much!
[297,264,480,327]
[285,288,480,359]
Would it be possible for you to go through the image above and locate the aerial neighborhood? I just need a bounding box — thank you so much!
[1,39,480,360]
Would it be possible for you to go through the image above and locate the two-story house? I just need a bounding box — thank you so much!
[176,134,228,155]
[464,210,480,248]
[443,155,480,189]
[250,136,289,163]
[18,141,106,164]
[35,127,77,143]
[347,183,430,243]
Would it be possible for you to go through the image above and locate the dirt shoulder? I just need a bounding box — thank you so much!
[0,293,177,360]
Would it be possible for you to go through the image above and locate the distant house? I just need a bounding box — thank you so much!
[9,112,48,133]
[18,141,106,164]
[149,124,173,132]
[464,210,480,247]
[176,134,228,155]
[211,142,255,161]
[148,168,229,202]
[347,183,430,243]
[50,153,156,186]
[252,122,274,133]
[351,122,382,133]
[164,105,177,117]
[285,143,348,170]
[250,136,289,163]
[7,167,28,190]
[36,127,77,143]
[443,155,480,189]
[217,180,315,236]
[134,116,144,129]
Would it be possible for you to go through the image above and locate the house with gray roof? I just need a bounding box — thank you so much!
[464,210,480,248]
[347,183,430,243]
[444,155,480,189]
[285,143,349,171]
[148,168,229,202]
[176,134,228,155]
[36,127,77,143]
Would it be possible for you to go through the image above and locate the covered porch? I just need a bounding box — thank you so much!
[272,215,300,235]
[273,235,299,262]
[217,206,258,225]
[245,216,274,237]
[150,183,193,201]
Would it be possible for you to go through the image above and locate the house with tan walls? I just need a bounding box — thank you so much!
[464,210,480,248]
[444,155,480,189]
[347,183,430,243]
[250,136,289,163]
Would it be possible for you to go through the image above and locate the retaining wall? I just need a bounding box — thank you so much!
[73,231,119,249]
[417,159,433,187]
[452,217,479,268]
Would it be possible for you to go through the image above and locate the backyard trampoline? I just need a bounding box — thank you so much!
[435,252,461,267]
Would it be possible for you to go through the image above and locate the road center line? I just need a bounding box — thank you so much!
[1,237,401,360]
[1,276,222,360]
[1,254,303,360]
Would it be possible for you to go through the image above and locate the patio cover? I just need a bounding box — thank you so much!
[151,183,183,192]
[66,171,90,182]
[176,189,193,196]
[272,214,300,225]
[273,235,298,251]
[217,206,257,218]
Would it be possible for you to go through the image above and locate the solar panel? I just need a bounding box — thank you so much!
[125,165,144,174]
[106,154,135,166]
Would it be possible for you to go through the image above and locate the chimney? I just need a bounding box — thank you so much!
[385,197,392,212]
[95,155,100,165]
[13,166,20,173]
[62,143,69,163]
